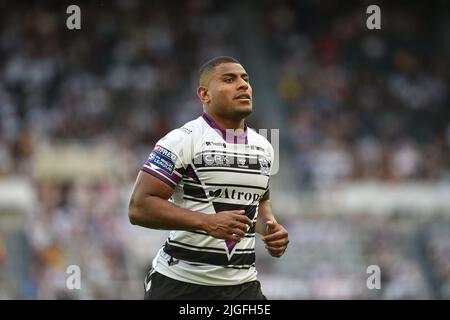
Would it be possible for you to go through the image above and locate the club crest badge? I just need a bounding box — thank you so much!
[258,155,270,175]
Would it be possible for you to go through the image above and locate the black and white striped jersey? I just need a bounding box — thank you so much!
[142,113,274,286]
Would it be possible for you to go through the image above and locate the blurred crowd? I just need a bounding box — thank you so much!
[0,0,449,299]
[0,0,241,179]
[0,0,240,299]
[262,0,450,190]
[423,221,450,298]
[258,213,435,299]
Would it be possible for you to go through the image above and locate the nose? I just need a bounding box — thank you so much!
[237,78,249,90]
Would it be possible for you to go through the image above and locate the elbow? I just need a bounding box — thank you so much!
[128,195,159,228]
[128,209,139,226]
[128,198,142,226]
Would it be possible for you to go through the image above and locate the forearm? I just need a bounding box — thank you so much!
[129,194,207,231]
[257,198,289,257]
[256,199,277,236]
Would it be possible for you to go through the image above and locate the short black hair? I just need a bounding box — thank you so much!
[199,56,240,84]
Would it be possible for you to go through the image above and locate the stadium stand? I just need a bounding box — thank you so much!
[0,0,449,299]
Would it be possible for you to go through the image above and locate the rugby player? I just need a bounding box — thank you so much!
[128,56,289,300]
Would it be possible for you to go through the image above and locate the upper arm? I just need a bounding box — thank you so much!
[130,170,175,205]
[260,188,270,202]
[130,127,192,204]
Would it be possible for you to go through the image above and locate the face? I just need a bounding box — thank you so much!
[198,63,253,120]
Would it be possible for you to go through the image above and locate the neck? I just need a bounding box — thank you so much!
[204,111,246,131]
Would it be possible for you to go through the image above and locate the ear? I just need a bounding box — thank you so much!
[197,86,211,104]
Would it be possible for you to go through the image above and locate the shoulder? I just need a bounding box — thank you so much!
[247,127,274,154]
[159,117,200,144]
[155,117,204,162]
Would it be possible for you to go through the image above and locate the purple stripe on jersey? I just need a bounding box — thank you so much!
[185,164,200,182]
[202,113,248,145]
[225,240,237,254]
[144,161,181,184]
[141,167,176,189]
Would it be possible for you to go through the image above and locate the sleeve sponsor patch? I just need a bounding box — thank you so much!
[147,146,178,174]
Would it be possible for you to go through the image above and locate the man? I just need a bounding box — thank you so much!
[128,56,289,300]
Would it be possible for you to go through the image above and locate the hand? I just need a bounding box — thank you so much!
[202,210,253,242]
[262,220,289,257]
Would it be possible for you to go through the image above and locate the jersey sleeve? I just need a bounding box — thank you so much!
[263,141,275,197]
[268,142,275,176]
[141,128,191,189]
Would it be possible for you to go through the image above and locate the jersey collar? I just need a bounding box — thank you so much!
[202,112,248,145]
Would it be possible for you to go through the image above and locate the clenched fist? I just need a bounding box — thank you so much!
[202,210,253,242]
[262,220,289,257]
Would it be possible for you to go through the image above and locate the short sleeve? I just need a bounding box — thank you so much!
[268,142,275,176]
[265,141,276,193]
[141,128,191,189]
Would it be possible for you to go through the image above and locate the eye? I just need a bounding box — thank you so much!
[224,78,233,83]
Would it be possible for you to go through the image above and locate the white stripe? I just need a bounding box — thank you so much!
[169,235,255,252]
[234,249,255,253]
[223,264,255,268]
[194,151,260,158]
[172,169,183,178]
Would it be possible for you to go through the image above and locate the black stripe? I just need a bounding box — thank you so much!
[164,244,255,266]
[184,261,255,270]
[205,182,267,191]
[167,239,225,252]
[183,196,209,203]
[185,164,201,183]
[192,152,271,172]
[186,230,255,238]
[183,183,207,198]
[194,159,262,171]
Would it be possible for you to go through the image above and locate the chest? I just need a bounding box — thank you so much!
[190,139,271,192]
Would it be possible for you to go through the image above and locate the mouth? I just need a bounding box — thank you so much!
[235,93,251,101]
